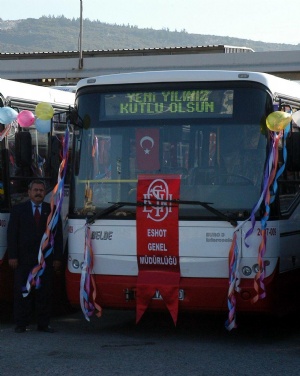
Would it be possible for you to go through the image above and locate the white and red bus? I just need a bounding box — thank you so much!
[0,78,74,309]
[66,70,300,326]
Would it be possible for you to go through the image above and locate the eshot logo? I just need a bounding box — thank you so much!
[142,179,173,222]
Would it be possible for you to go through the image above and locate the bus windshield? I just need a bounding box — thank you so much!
[72,82,271,219]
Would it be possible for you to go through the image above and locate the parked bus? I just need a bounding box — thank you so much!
[50,85,77,93]
[0,78,75,312]
[66,70,300,327]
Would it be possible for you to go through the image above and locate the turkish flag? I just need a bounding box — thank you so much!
[136,128,160,171]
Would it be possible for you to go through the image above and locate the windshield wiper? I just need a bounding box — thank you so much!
[103,199,238,227]
[87,202,126,224]
[177,199,237,227]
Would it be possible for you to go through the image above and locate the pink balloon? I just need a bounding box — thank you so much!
[17,110,35,127]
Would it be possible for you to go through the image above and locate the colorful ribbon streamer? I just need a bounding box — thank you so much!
[79,136,103,320]
[80,224,102,321]
[252,129,285,302]
[225,127,286,330]
[0,120,17,141]
[225,232,240,330]
[23,124,70,296]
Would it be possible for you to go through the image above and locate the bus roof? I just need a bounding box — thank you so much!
[50,85,77,93]
[76,70,300,99]
[0,78,75,107]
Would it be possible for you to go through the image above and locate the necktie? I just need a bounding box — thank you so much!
[34,205,41,225]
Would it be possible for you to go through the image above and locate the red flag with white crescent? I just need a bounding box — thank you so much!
[136,128,160,170]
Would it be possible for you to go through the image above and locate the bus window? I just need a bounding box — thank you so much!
[0,125,4,209]
[279,129,300,213]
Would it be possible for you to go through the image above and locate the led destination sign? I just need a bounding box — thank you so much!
[102,89,233,120]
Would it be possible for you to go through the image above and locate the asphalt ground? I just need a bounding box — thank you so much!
[1,307,300,376]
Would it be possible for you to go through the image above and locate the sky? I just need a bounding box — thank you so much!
[1,0,300,45]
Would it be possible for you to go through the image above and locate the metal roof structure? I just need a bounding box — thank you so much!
[0,45,299,86]
[0,45,254,58]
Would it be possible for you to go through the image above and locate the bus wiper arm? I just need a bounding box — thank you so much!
[107,199,237,227]
[87,202,126,224]
[173,199,237,227]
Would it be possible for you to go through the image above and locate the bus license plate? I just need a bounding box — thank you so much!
[152,289,184,300]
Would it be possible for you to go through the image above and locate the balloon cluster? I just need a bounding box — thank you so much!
[266,110,300,132]
[0,102,54,133]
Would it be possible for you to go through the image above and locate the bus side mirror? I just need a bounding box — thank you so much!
[286,132,300,171]
[74,129,82,176]
[68,108,90,129]
[15,131,32,167]
[68,107,78,126]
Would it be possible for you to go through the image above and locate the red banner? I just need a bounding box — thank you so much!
[136,174,181,324]
[136,128,160,171]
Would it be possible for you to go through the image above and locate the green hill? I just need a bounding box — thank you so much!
[0,16,299,53]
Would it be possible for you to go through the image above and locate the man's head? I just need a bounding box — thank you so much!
[28,180,46,205]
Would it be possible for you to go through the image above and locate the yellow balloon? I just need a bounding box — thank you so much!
[266,111,292,132]
[35,102,54,120]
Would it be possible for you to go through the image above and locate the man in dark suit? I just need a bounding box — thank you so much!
[7,179,63,333]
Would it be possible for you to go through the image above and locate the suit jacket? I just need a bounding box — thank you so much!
[7,200,63,266]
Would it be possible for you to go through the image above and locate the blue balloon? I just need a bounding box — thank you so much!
[0,107,18,124]
[35,118,51,133]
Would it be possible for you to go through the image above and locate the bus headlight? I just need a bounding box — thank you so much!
[72,259,80,269]
[242,266,252,276]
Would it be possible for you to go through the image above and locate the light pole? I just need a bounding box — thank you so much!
[79,0,83,69]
